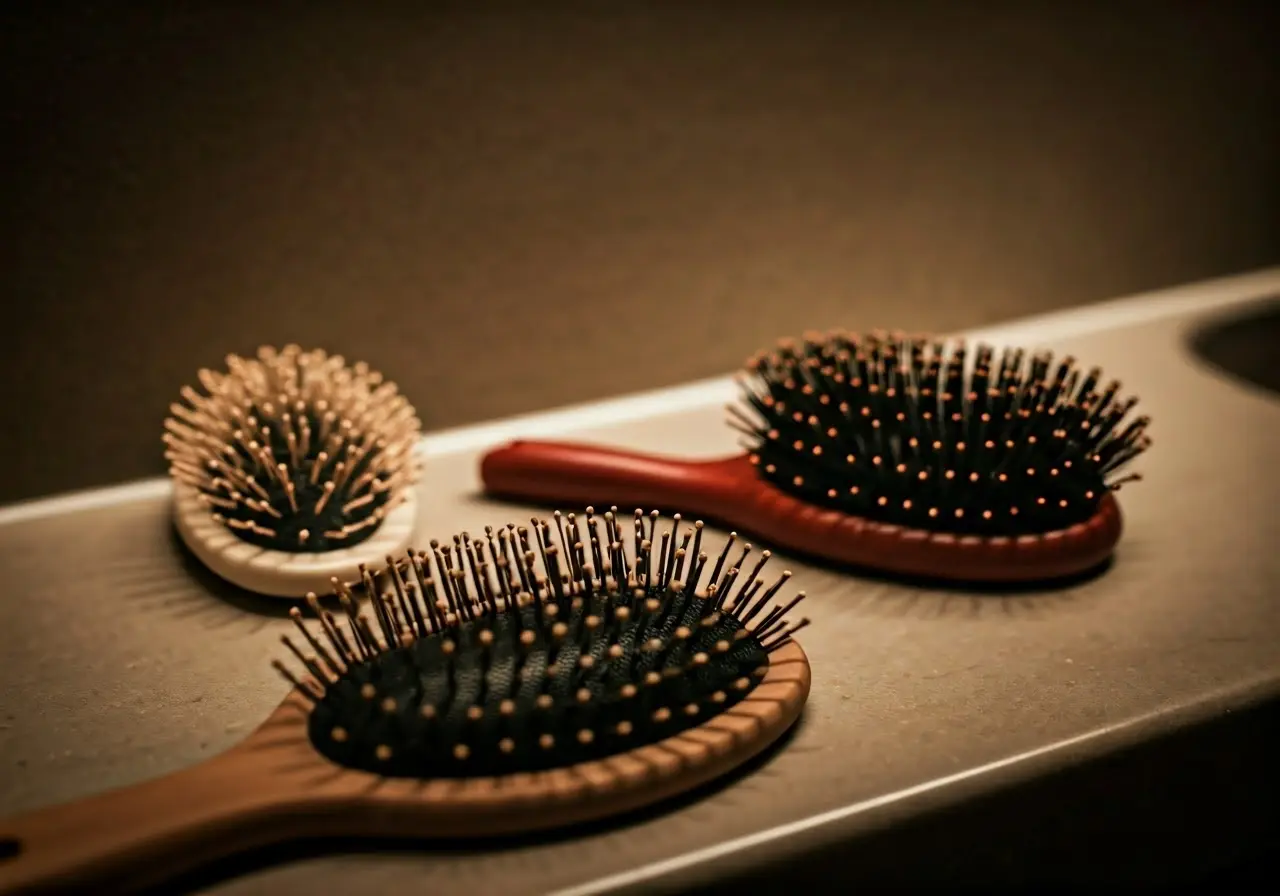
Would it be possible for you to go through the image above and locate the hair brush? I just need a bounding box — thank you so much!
[480,331,1151,584]
[163,344,423,597]
[0,508,811,896]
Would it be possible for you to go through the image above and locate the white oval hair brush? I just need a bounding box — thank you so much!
[163,345,423,598]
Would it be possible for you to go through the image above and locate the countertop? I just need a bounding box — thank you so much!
[1,269,1278,892]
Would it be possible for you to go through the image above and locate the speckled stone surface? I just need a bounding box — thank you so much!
[0,295,1278,893]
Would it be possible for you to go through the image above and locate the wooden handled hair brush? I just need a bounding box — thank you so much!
[0,508,811,896]
[163,345,423,597]
[480,331,1151,584]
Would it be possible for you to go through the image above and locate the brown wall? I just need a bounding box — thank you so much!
[1,1,1277,504]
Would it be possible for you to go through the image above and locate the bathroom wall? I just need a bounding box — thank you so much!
[1,0,1276,502]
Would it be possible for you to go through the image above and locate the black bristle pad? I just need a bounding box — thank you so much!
[306,591,767,778]
[281,511,810,778]
[213,406,393,553]
[737,332,1150,537]
[164,346,420,554]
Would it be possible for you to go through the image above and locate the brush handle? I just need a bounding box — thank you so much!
[479,439,751,517]
[0,749,293,896]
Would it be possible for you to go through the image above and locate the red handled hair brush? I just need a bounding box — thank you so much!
[480,331,1151,584]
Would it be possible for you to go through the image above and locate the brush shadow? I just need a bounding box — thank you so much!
[142,714,809,896]
[810,568,1099,624]
[471,492,1114,620]
[100,508,345,631]
[167,527,303,617]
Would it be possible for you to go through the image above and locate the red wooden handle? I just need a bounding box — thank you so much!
[478,439,750,517]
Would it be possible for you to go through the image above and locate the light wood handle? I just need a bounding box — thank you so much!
[0,750,291,896]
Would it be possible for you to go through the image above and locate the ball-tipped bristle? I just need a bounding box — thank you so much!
[731,331,1150,537]
[277,509,809,778]
[163,345,422,552]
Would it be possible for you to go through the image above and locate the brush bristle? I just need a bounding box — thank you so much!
[163,345,421,553]
[730,330,1151,537]
[276,508,809,778]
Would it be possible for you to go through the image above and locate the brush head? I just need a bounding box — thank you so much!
[276,508,809,779]
[731,331,1151,538]
[163,345,421,554]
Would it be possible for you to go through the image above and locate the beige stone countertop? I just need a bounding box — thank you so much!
[1,269,1278,893]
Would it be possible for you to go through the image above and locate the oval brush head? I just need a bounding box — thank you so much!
[279,507,811,781]
[163,344,423,597]
[733,330,1151,538]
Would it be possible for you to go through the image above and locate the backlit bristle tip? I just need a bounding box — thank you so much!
[732,332,1150,536]
[163,345,422,553]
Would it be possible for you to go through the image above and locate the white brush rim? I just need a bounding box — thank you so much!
[171,483,419,598]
